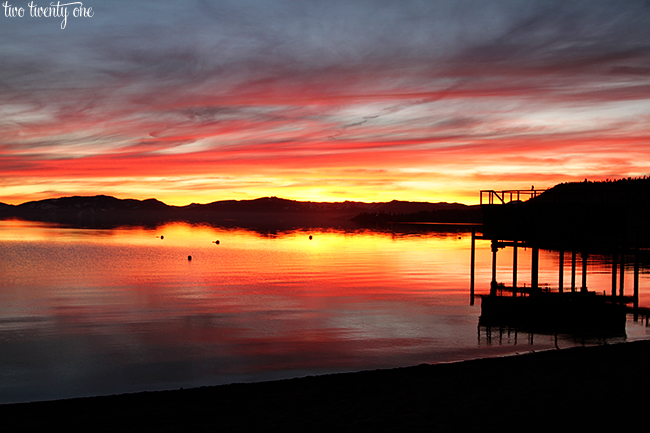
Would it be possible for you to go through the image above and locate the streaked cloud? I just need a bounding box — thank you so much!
[1,0,650,204]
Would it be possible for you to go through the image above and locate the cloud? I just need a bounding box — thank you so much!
[2,1,650,204]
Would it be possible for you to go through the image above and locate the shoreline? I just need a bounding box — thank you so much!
[2,339,649,431]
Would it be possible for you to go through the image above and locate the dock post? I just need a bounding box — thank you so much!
[581,252,588,293]
[531,246,539,291]
[470,228,475,305]
[558,249,564,294]
[491,240,498,295]
[634,246,640,315]
[512,243,518,297]
[571,251,577,292]
[611,250,618,297]
[619,251,625,298]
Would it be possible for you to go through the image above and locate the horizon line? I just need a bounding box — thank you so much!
[1,194,476,208]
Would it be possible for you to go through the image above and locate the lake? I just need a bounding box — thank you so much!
[1,220,648,404]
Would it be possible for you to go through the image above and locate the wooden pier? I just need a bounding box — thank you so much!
[471,183,650,335]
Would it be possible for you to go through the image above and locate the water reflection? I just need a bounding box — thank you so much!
[0,220,648,404]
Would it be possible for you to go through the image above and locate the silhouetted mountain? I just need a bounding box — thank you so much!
[186,196,369,213]
[1,195,174,227]
[17,195,169,212]
[0,195,479,229]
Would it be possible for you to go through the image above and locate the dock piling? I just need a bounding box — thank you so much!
[531,246,539,291]
[571,251,577,292]
[634,246,640,314]
[581,252,588,293]
[619,251,625,298]
[512,244,518,296]
[611,251,618,297]
[470,228,476,305]
[558,249,564,294]
[491,240,498,295]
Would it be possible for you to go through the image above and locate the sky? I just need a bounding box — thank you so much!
[1,0,650,205]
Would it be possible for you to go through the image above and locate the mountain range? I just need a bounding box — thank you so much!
[0,195,481,228]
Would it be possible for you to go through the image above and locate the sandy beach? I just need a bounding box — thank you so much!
[1,339,648,432]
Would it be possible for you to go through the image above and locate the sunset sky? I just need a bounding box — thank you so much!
[2,0,650,205]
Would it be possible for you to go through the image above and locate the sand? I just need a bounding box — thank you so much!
[2,339,649,432]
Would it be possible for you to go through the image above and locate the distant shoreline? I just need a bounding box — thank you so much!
[0,195,482,229]
[388,221,482,226]
[2,339,649,431]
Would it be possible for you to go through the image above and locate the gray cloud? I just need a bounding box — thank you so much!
[2,0,650,174]
[3,1,648,85]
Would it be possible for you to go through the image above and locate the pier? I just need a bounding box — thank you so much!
[471,181,650,335]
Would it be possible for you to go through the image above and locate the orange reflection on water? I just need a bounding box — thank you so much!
[1,221,647,404]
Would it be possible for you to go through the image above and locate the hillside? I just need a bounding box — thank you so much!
[482,177,650,246]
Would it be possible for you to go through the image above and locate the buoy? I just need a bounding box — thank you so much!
[188,255,192,261]
[214,240,220,245]
[161,235,164,240]
[309,235,313,240]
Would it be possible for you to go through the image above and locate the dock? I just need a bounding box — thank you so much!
[471,180,650,335]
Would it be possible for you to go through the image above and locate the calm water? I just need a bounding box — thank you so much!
[1,220,648,404]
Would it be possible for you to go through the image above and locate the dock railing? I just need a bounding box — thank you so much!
[480,189,546,205]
